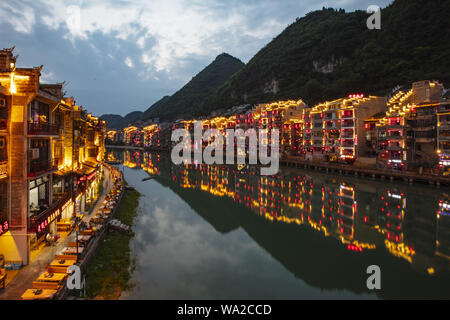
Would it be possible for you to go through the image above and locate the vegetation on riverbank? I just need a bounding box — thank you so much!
[85,187,141,300]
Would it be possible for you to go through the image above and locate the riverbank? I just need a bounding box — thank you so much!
[281,157,450,187]
[85,184,141,300]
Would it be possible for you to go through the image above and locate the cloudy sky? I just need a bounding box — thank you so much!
[0,0,392,117]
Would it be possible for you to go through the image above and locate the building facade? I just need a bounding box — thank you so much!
[376,81,446,170]
[0,48,105,266]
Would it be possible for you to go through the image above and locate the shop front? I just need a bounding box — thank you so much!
[29,176,50,218]
[75,166,100,215]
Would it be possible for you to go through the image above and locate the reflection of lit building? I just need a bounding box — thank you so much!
[142,152,161,176]
[123,150,141,168]
[374,189,416,263]
[152,153,450,270]
[383,190,406,244]
[167,158,379,253]
[338,184,356,242]
[437,200,450,259]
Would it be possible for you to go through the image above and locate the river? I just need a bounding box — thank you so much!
[108,149,450,299]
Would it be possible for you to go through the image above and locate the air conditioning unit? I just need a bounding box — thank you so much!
[0,98,6,108]
[30,148,40,160]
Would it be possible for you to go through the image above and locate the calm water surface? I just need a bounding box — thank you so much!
[110,150,450,300]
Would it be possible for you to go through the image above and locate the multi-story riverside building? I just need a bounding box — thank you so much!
[142,124,160,149]
[0,47,105,266]
[106,129,123,144]
[435,93,450,170]
[303,108,313,154]
[377,80,445,170]
[118,81,450,172]
[123,126,142,147]
[253,100,306,156]
[304,95,387,162]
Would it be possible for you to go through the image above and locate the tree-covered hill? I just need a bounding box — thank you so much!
[100,111,143,130]
[102,0,450,126]
[142,53,245,121]
[202,0,450,111]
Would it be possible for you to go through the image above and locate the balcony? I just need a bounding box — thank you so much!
[28,159,58,178]
[386,145,403,151]
[341,120,355,128]
[28,121,59,136]
[341,132,354,139]
[386,123,403,129]
[341,111,354,120]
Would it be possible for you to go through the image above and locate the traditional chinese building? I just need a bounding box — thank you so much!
[304,95,387,162]
[253,100,307,156]
[123,125,142,147]
[0,47,105,266]
[376,81,445,170]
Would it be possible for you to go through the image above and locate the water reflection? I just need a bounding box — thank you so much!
[111,150,450,299]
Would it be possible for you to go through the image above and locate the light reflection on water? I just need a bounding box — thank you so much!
[110,150,450,300]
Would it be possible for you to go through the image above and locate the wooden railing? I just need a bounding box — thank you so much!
[28,159,58,178]
[28,121,59,136]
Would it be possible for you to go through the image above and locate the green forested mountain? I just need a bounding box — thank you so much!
[142,53,245,121]
[102,0,450,126]
[202,0,450,111]
[141,95,171,121]
[100,111,143,129]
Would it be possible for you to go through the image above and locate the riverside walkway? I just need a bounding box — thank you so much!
[281,157,450,187]
[0,167,113,300]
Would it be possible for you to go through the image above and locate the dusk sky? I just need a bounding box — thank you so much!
[1,0,392,117]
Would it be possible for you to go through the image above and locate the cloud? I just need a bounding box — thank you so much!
[125,57,134,68]
[1,0,393,74]
[0,0,393,116]
[0,0,298,74]
[40,71,57,83]
[0,1,36,34]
